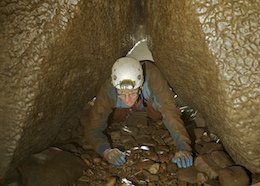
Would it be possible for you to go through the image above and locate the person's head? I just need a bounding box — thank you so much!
[111,57,144,106]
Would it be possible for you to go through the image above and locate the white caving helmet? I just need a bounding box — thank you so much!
[111,57,144,90]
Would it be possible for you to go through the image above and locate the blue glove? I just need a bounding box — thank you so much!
[103,148,126,166]
[172,150,193,168]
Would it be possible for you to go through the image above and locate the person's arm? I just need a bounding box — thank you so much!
[84,79,114,155]
[146,62,192,168]
[84,79,127,166]
[146,62,191,149]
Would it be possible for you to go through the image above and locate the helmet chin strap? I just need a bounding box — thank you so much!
[135,88,146,109]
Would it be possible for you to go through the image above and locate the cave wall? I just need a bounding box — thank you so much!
[0,0,139,182]
[0,0,259,183]
[144,0,260,173]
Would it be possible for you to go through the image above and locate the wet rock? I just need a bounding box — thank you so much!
[92,156,102,164]
[194,127,206,139]
[121,126,139,136]
[81,157,91,166]
[155,129,170,139]
[141,138,158,147]
[83,169,95,177]
[178,180,188,186]
[152,135,166,145]
[166,139,175,146]
[167,178,178,186]
[81,153,92,165]
[159,153,172,163]
[54,129,71,142]
[218,166,250,186]
[78,175,94,183]
[144,125,157,135]
[143,169,159,181]
[135,179,148,185]
[101,160,109,166]
[195,143,203,155]
[108,130,121,141]
[134,133,151,141]
[147,151,159,161]
[251,183,260,186]
[251,173,260,185]
[18,147,86,186]
[195,138,207,146]
[104,176,117,186]
[159,174,169,182]
[163,136,174,144]
[208,132,220,142]
[195,150,235,180]
[194,112,207,128]
[201,131,220,143]
[159,162,167,173]
[210,151,234,168]
[199,142,224,154]
[201,132,213,142]
[177,166,199,184]
[81,143,92,150]
[59,143,79,153]
[167,162,178,173]
[153,145,169,155]
[197,172,209,184]
[138,159,155,169]
[194,154,220,179]
[146,174,159,182]
[136,159,160,175]
[6,182,19,186]
[204,178,221,186]
[147,163,160,174]
[120,135,135,144]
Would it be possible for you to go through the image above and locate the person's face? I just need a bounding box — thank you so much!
[117,88,140,107]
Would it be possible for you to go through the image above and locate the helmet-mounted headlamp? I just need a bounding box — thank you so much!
[119,79,135,90]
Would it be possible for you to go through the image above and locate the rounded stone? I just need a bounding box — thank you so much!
[218,166,250,186]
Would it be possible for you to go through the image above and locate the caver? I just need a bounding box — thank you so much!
[84,57,193,168]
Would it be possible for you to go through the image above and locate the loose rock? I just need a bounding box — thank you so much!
[218,166,250,186]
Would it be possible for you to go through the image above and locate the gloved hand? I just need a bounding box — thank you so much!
[103,148,126,166]
[172,150,193,168]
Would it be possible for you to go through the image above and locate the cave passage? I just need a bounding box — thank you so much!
[0,0,259,185]
[6,41,257,186]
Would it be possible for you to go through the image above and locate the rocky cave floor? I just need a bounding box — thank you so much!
[17,102,260,186]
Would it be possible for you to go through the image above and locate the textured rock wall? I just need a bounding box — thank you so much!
[0,0,259,183]
[0,0,139,182]
[144,0,260,173]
